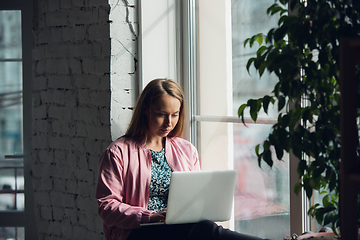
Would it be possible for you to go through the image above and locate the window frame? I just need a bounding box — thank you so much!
[0,0,37,239]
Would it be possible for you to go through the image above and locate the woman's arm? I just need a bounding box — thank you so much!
[96,147,154,229]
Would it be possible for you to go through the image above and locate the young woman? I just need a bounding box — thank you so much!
[96,79,270,240]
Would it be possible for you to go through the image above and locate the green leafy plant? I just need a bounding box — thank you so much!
[238,0,360,234]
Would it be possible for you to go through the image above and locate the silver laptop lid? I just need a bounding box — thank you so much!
[165,170,237,225]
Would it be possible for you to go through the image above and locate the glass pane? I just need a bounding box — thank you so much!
[0,193,16,210]
[16,168,24,190]
[0,161,24,211]
[0,11,22,59]
[231,0,280,118]
[0,9,24,213]
[233,123,289,239]
[199,122,290,239]
[16,193,24,211]
[0,168,16,191]
[0,226,24,240]
[0,61,23,93]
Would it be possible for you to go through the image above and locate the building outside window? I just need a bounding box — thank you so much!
[0,1,34,238]
[0,9,25,240]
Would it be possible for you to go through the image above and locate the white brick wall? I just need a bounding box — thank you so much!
[109,0,138,140]
[31,0,137,239]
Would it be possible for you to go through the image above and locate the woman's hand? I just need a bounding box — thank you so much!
[149,209,167,223]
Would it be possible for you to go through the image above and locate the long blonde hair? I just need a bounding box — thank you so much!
[123,78,185,143]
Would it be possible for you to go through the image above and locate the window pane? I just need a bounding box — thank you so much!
[0,11,22,59]
[0,161,24,211]
[0,193,16,210]
[0,10,24,213]
[0,62,23,93]
[16,168,24,190]
[232,0,279,118]
[199,122,290,238]
[16,193,24,211]
[0,102,23,155]
[231,2,290,236]
[233,123,289,239]
[0,226,24,240]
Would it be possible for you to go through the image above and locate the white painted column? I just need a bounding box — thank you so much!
[138,0,179,89]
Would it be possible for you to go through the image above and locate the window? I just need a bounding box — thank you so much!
[188,0,311,239]
[192,1,291,239]
[0,1,36,239]
[0,9,25,240]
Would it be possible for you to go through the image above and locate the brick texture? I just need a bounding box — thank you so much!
[31,0,138,239]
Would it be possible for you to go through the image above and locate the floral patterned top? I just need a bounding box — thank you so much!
[148,148,172,212]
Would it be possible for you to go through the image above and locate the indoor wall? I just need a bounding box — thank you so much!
[31,0,137,239]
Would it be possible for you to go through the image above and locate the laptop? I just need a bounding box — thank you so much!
[140,169,237,226]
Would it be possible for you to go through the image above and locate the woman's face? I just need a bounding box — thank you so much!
[147,94,181,140]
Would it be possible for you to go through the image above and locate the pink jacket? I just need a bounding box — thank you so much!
[96,137,200,240]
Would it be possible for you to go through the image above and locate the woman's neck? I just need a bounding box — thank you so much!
[146,137,165,151]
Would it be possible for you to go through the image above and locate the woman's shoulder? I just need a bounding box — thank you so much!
[107,137,142,151]
[168,136,190,144]
[167,137,196,150]
[101,137,147,163]
[166,137,200,170]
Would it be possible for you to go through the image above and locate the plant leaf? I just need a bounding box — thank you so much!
[262,95,271,114]
[256,34,263,45]
[274,144,284,160]
[294,182,303,195]
[256,45,267,56]
[263,149,273,167]
[246,58,256,73]
[303,176,313,199]
[278,96,286,111]
[298,160,307,176]
[238,104,247,125]
[249,100,259,122]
